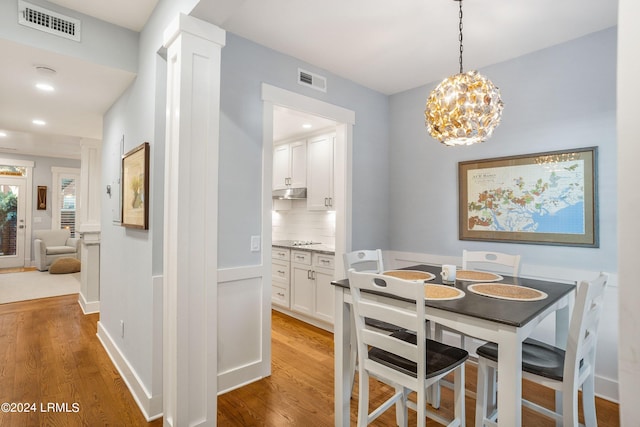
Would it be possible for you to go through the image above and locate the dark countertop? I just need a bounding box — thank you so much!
[272,242,335,256]
[332,264,575,328]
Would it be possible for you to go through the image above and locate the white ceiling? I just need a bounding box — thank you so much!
[0,0,618,158]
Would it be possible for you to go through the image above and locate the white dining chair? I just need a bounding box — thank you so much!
[475,273,608,427]
[343,249,407,396]
[348,269,468,427]
[462,249,521,277]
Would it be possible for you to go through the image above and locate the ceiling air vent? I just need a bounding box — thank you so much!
[298,68,327,93]
[18,0,81,42]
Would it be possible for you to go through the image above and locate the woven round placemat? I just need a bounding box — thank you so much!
[382,270,435,281]
[467,283,547,301]
[456,270,503,282]
[424,284,465,300]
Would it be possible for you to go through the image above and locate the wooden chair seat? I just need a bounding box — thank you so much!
[476,337,573,382]
[370,330,468,379]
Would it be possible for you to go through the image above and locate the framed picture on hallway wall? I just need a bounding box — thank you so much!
[458,147,598,247]
[121,142,150,230]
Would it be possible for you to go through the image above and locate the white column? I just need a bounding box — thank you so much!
[162,14,225,427]
[78,138,101,314]
[618,0,640,424]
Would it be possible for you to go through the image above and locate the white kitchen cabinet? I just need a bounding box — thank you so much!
[290,250,313,315]
[306,133,335,210]
[271,248,291,308]
[291,251,335,324]
[312,253,335,324]
[273,140,307,190]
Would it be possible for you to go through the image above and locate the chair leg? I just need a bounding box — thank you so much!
[453,363,466,427]
[582,373,598,427]
[357,370,369,427]
[349,315,358,397]
[562,381,579,427]
[395,387,408,427]
[475,358,488,427]
[417,385,427,427]
[430,324,444,409]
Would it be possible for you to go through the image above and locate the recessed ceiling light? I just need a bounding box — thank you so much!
[32,119,46,126]
[36,82,55,92]
[302,123,312,129]
[0,131,7,137]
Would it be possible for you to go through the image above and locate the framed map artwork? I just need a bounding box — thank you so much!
[458,147,598,247]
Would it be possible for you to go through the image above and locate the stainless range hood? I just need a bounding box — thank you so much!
[272,187,307,199]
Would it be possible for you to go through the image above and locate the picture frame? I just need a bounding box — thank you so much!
[458,147,598,247]
[121,142,150,229]
[37,186,47,210]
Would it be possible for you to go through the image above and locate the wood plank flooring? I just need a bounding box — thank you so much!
[0,294,620,426]
[219,309,621,426]
[0,294,161,427]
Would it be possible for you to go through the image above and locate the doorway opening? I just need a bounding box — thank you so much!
[262,83,355,329]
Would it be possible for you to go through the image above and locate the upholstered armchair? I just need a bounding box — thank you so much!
[33,229,80,271]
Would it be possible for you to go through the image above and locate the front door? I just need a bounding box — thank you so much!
[0,178,26,268]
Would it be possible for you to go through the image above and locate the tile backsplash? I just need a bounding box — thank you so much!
[272,199,335,245]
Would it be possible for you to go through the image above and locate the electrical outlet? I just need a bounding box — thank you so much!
[250,235,261,252]
[120,320,125,338]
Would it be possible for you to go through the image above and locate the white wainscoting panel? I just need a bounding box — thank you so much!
[217,266,270,394]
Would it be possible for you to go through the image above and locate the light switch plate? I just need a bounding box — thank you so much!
[250,235,260,252]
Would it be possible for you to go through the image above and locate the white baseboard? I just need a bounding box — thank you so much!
[271,306,333,333]
[77,292,100,314]
[96,321,163,421]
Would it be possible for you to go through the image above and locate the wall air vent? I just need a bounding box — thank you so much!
[18,0,81,42]
[298,68,327,93]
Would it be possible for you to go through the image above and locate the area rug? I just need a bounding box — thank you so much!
[0,270,80,304]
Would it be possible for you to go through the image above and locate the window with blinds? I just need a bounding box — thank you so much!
[59,177,76,237]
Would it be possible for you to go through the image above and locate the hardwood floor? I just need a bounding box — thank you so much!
[0,295,619,426]
[0,294,161,427]
[219,310,620,426]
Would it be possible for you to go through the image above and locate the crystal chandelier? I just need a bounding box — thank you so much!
[425,0,504,146]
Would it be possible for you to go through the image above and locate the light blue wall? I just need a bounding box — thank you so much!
[219,33,390,267]
[100,0,198,397]
[388,27,617,272]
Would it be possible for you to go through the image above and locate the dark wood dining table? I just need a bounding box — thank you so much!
[331,264,576,427]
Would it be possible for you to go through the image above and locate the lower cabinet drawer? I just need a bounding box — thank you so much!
[291,250,312,265]
[272,260,290,282]
[271,284,289,308]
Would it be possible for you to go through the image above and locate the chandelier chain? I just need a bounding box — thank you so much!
[458,0,464,74]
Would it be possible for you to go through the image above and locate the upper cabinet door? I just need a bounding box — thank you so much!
[307,134,335,210]
[273,140,307,190]
[273,143,291,190]
[289,140,307,188]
